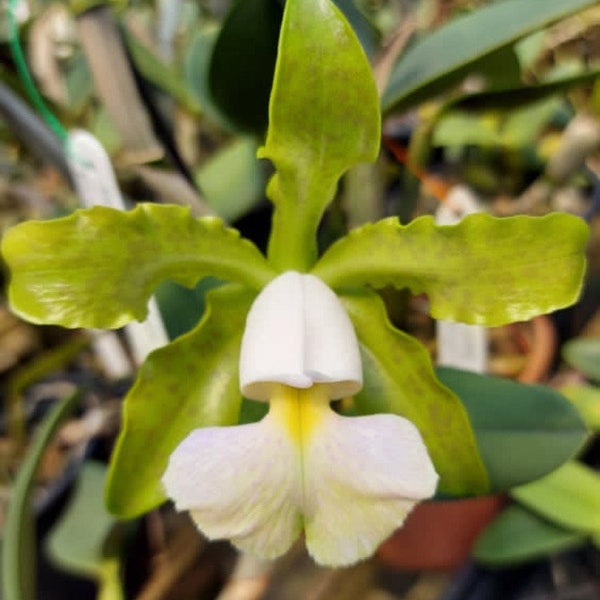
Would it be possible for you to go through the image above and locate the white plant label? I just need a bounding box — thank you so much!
[66,130,169,368]
[436,185,487,373]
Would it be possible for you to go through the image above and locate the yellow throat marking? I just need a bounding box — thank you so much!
[269,384,329,446]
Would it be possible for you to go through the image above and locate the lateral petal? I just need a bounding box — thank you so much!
[303,411,438,566]
[162,415,303,559]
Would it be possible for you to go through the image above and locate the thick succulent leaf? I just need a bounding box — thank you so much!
[512,461,600,532]
[563,338,600,382]
[106,286,254,518]
[437,368,588,492]
[382,0,599,113]
[262,0,380,271]
[340,289,489,496]
[473,504,586,566]
[208,0,282,135]
[2,203,274,329]
[314,213,588,326]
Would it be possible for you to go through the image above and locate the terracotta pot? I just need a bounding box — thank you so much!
[488,315,557,383]
[377,495,507,571]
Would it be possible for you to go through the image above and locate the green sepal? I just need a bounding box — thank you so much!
[2,204,275,329]
[314,213,588,326]
[340,289,489,496]
[106,285,255,518]
[473,504,587,566]
[512,461,600,533]
[262,0,380,271]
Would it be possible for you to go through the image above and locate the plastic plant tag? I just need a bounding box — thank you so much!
[435,185,487,373]
[66,130,169,366]
[67,130,127,210]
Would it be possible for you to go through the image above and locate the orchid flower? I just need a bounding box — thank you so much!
[0,0,588,574]
[162,271,438,566]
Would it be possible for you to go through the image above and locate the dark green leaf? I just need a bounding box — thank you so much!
[473,504,586,566]
[382,0,599,113]
[208,0,282,135]
[437,368,588,492]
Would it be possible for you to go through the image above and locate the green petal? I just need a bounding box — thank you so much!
[315,213,588,326]
[341,289,489,496]
[105,285,254,518]
[2,204,274,329]
[261,0,380,270]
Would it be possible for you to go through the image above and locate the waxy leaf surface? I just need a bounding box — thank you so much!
[512,461,600,532]
[382,0,599,113]
[106,286,254,518]
[437,368,588,491]
[209,0,283,134]
[2,204,274,329]
[262,0,380,270]
[314,213,588,326]
[473,504,586,566]
[341,289,488,496]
